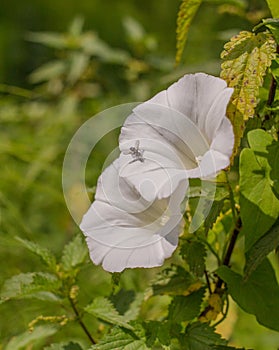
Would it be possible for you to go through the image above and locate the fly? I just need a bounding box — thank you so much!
[124,140,145,164]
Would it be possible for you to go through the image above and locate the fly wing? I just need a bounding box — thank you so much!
[135,140,140,149]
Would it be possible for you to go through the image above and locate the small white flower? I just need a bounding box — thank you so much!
[119,73,234,200]
[80,159,187,272]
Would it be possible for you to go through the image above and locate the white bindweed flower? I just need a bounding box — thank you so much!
[80,159,187,272]
[119,73,234,201]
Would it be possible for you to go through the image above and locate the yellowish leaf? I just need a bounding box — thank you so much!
[220,30,276,156]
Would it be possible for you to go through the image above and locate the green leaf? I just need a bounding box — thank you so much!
[5,325,58,350]
[110,289,144,322]
[204,199,226,235]
[29,60,66,84]
[247,128,273,151]
[169,288,205,323]
[26,31,67,49]
[176,0,203,65]
[239,130,279,250]
[152,266,196,296]
[44,342,83,350]
[212,346,246,349]
[143,321,175,347]
[69,17,84,36]
[261,18,279,44]
[90,323,150,350]
[85,296,134,330]
[81,33,130,64]
[0,272,61,303]
[181,322,226,349]
[267,140,279,196]
[188,178,220,233]
[15,236,56,270]
[245,219,279,279]
[180,240,206,277]
[220,31,276,155]
[61,234,88,272]
[217,258,279,331]
[265,0,279,17]
[67,52,89,84]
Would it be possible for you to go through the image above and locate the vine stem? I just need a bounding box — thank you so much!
[267,76,277,108]
[69,296,96,345]
[225,171,237,225]
[215,217,242,291]
[265,44,279,120]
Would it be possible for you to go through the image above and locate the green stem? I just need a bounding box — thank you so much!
[215,217,242,290]
[265,44,279,120]
[225,171,237,224]
[212,294,230,327]
[69,296,96,345]
[204,269,212,294]
[201,238,221,266]
[0,83,34,98]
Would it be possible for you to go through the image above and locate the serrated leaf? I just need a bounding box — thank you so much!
[152,266,195,296]
[61,234,88,272]
[90,323,150,350]
[5,325,58,350]
[169,288,205,323]
[175,0,203,65]
[85,296,134,330]
[217,259,279,331]
[181,322,226,349]
[0,272,61,302]
[220,30,276,155]
[245,219,279,279]
[239,130,279,250]
[180,240,206,277]
[143,321,173,347]
[16,236,56,270]
[44,341,83,350]
[110,289,143,322]
[204,199,226,235]
[188,180,219,233]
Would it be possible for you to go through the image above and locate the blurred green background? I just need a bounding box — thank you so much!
[1,0,279,348]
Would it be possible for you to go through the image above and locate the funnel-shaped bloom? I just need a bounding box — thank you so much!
[119,73,234,200]
[80,159,186,272]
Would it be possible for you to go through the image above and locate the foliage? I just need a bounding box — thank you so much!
[220,30,276,156]
[1,1,279,349]
[176,0,203,65]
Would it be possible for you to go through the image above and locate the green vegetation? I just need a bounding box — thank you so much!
[1,0,279,349]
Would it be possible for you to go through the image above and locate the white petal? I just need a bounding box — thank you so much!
[119,73,234,198]
[210,117,234,157]
[133,103,209,157]
[87,215,183,272]
[119,157,188,201]
[204,88,234,141]
[187,149,230,179]
[94,158,150,214]
[164,73,230,133]
[80,159,185,272]
[119,103,209,199]
[119,111,203,166]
